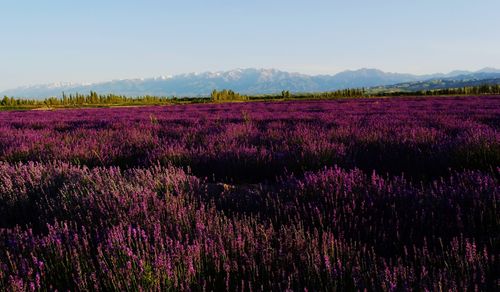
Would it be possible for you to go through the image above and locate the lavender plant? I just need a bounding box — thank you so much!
[0,96,498,290]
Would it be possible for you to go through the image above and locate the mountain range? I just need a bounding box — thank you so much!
[2,68,500,98]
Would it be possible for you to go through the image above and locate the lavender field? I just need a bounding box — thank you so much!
[0,96,499,290]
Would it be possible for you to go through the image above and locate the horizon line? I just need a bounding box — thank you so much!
[1,66,498,92]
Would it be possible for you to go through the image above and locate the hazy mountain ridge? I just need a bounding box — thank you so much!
[2,68,500,98]
[373,72,500,92]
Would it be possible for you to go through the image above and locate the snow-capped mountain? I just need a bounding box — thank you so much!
[1,68,500,98]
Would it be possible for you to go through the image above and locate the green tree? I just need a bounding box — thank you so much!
[1,96,9,106]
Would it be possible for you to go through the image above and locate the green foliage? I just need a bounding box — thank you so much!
[211,89,248,101]
[1,96,19,106]
[253,88,367,100]
[1,83,499,110]
[0,91,184,109]
[374,84,500,97]
[1,96,9,106]
[44,92,173,106]
[281,90,291,98]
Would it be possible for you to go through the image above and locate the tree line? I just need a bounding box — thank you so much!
[0,91,208,108]
[1,84,499,108]
[375,84,500,97]
[210,89,249,101]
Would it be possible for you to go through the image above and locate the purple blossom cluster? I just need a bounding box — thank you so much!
[0,96,498,181]
[0,96,499,290]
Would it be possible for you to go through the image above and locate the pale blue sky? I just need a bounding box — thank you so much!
[1,0,499,90]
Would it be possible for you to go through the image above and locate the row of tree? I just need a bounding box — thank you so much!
[1,96,29,106]
[56,91,173,105]
[210,89,248,101]
[2,84,500,108]
[1,92,178,107]
[377,84,500,97]
[251,88,367,100]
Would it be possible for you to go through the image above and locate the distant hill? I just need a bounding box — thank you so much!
[371,72,500,93]
[2,68,500,98]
